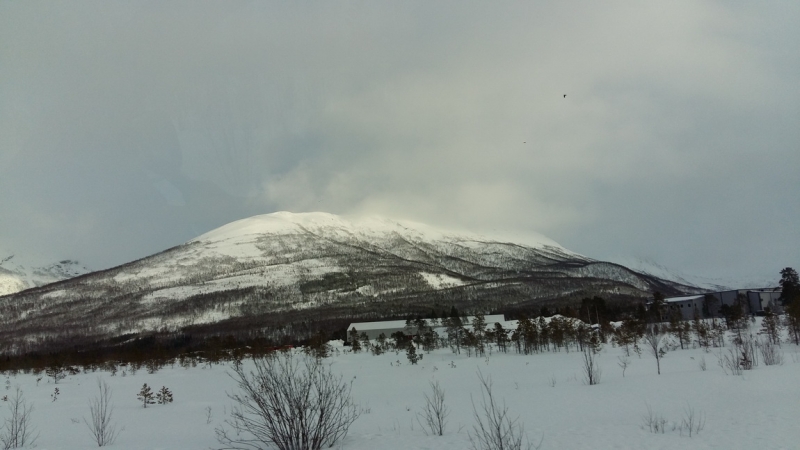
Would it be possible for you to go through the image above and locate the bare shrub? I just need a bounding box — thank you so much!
[718,348,742,376]
[581,347,601,385]
[0,387,37,449]
[205,406,213,425]
[85,379,122,447]
[679,404,705,437]
[216,352,360,450]
[720,333,758,374]
[417,380,449,436]
[469,371,541,450]
[641,403,667,434]
[617,356,630,377]
[758,338,784,366]
[698,355,706,371]
[737,334,757,370]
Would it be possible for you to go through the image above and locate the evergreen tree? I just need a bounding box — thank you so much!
[137,383,155,408]
[46,365,66,384]
[156,386,173,404]
[692,312,710,349]
[668,310,690,350]
[359,332,371,350]
[471,313,487,356]
[444,315,464,354]
[391,331,407,350]
[421,329,438,353]
[406,345,421,365]
[492,323,509,353]
[758,308,782,346]
[348,327,361,353]
[305,332,331,359]
[375,333,388,351]
[779,268,800,344]
[613,319,637,356]
[785,298,800,345]
[720,298,744,330]
[779,267,800,305]
[650,292,666,322]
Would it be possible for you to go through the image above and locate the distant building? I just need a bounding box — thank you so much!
[346,314,507,340]
[655,287,783,321]
[664,295,704,320]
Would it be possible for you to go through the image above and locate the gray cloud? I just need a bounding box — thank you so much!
[1,1,797,282]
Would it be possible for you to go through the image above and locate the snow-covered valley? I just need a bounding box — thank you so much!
[2,318,798,450]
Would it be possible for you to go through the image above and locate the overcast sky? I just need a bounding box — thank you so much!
[1,1,798,283]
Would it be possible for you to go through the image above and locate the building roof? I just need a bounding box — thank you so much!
[348,314,506,332]
[664,295,703,303]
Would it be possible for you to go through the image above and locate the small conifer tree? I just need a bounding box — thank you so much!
[137,383,155,408]
[156,386,173,405]
[46,365,66,384]
[348,327,361,353]
[406,344,422,365]
[758,309,782,346]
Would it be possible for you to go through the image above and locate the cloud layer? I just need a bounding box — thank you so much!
[1,1,797,282]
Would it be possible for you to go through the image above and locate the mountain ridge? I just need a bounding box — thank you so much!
[0,252,90,296]
[0,212,699,354]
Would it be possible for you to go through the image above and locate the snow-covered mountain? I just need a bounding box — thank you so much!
[0,252,90,296]
[609,256,779,291]
[0,212,698,353]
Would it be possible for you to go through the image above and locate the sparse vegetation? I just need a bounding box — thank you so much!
[216,352,359,450]
[417,380,449,436]
[85,379,121,447]
[469,371,540,450]
[0,387,37,449]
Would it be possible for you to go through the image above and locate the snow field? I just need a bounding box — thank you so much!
[2,336,799,449]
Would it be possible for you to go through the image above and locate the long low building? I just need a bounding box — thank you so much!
[347,314,507,340]
[660,287,783,320]
[665,295,705,320]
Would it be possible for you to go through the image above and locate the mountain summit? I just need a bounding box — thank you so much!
[0,212,696,353]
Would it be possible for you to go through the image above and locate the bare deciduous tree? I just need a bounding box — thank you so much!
[417,380,449,436]
[85,379,122,447]
[0,387,37,450]
[643,325,668,375]
[469,371,540,450]
[617,356,630,377]
[581,347,601,385]
[216,352,360,450]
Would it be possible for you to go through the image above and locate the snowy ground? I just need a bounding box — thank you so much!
[2,330,799,449]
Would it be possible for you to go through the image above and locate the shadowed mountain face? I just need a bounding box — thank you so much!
[0,212,697,353]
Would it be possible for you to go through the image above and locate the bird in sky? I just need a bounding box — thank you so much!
[563,94,566,98]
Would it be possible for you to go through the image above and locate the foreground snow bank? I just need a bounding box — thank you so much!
[2,340,799,449]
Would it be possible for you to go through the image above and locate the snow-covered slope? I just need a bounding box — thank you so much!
[610,256,779,291]
[0,252,90,296]
[0,212,696,353]
[194,212,564,251]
